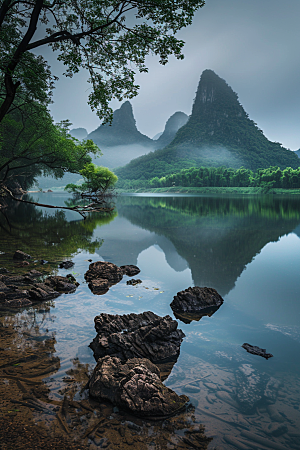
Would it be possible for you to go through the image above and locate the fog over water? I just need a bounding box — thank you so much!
[40,0,300,150]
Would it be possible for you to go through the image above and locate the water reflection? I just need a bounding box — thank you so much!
[0,195,116,273]
[0,307,212,449]
[1,193,300,449]
[116,195,300,296]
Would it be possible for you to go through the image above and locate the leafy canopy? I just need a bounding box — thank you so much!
[65,163,118,195]
[0,101,101,188]
[0,0,205,123]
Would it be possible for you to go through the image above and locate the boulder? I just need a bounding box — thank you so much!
[85,261,123,286]
[89,356,189,418]
[0,271,79,308]
[29,284,60,301]
[88,278,110,295]
[44,275,79,293]
[171,286,224,323]
[13,250,31,260]
[120,265,140,277]
[89,311,185,378]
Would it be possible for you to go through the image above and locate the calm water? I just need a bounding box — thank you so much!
[1,192,300,449]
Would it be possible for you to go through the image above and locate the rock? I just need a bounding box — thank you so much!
[242,343,273,359]
[120,265,140,277]
[85,261,123,290]
[90,311,184,362]
[29,284,60,301]
[89,356,189,418]
[170,286,224,324]
[126,279,142,286]
[59,261,74,269]
[20,261,30,266]
[40,260,48,265]
[88,278,110,295]
[4,298,33,308]
[0,272,78,308]
[89,311,185,379]
[235,364,279,413]
[66,274,77,283]
[262,423,288,437]
[44,275,79,292]
[0,268,9,274]
[13,250,31,260]
[26,270,43,278]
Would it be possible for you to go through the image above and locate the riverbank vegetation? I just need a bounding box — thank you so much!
[116,165,300,193]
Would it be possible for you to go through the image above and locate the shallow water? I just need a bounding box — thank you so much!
[1,192,300,449]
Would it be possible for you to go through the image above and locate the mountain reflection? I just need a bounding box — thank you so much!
[116,195,300,296]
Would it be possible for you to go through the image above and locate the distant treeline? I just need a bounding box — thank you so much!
[117,166,300,190]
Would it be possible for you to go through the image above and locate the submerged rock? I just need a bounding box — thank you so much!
[0,273,79,308]
[171,286,224,324]
[120,265,140,277]
[13,250,31,260]
[242,343,273,359]
[89,356,189,418]
[89,311,185,379]
[59,260,74,269]
[235,364,280,413]
[84,261,123,293]
[44,275,79,292]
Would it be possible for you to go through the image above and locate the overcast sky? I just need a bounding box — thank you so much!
[45,0,300,150]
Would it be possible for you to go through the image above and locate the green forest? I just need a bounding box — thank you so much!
[117,165,300,191]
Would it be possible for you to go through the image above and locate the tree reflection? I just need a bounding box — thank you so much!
[0,197,117,272]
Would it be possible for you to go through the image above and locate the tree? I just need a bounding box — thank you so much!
[0,101,101,188]
[65,162,118,196]
[0,0,205,123]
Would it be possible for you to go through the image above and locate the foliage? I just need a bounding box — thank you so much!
[65,163,118,195]
[0,102,101,189]
[116,165,300,190]
[0,0,205,123]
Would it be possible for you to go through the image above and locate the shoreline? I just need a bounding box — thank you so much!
[116,186,300,195]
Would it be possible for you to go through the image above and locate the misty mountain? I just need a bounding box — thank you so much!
[155,111,188,149]
[70,127,88,141]
[86,101,155,169]
[153,132,163,140]
[116,70,299,181]
[88,101,154,148]
[295,149,300,158]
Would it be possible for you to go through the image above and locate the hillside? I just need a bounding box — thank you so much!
[154,111,188,149]
[116,70,299,181]
[70,128,88,141]
[87,101,155,169]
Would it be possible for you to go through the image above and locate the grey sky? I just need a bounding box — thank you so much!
[45,0,300,150]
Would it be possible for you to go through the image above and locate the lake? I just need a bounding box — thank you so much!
[1,192,300,450]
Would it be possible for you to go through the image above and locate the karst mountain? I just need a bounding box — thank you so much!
[116,70,299,181]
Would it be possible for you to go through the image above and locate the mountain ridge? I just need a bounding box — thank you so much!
[115,70,299,181]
